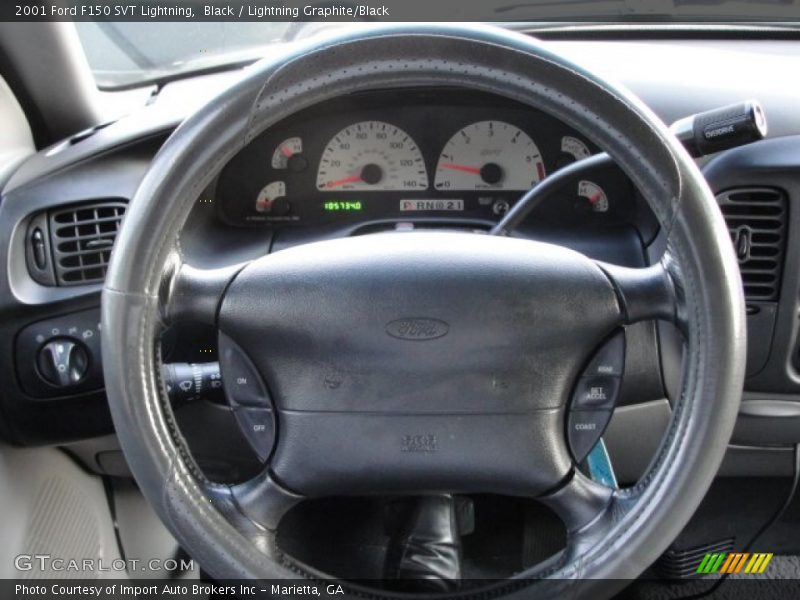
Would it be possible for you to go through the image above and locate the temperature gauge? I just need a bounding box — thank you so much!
[577,180,609,213]
[271,137,307,171]
[255,181,289,214]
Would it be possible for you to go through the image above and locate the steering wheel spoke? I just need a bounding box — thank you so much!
[539,471,614,538]
[226,469,304,532]
[160,260,244,326]
[598,255,683,327]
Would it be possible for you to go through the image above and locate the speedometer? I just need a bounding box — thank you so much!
[316,121,428,192]
[434,121,545,191]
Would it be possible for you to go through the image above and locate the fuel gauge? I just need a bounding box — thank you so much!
[577,180,609,213]
[271,137,307,172]
[255,181,289,214]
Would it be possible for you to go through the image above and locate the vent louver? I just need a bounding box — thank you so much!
[717,188,787,302]
[50,200,126,286]
[654,538,734,579]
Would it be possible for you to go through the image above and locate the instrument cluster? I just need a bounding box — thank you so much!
[215,89,635,229]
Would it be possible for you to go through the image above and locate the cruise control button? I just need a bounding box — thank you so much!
[218,332,271,408]
[234,407,276,462]
[568,410,612,463]
[572,376,620,410]
[585,331,625,377]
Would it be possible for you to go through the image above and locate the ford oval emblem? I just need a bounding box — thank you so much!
[386,318,449,341]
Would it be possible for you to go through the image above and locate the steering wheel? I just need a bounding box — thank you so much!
[102,24,746,598]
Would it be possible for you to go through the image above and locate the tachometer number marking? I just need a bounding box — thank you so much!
[434,121,545,191]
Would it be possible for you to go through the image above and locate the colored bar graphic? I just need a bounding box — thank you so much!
[745,553,774,574]
[696,552,774,575]
[696,553,726,574]
[719,553,737,573]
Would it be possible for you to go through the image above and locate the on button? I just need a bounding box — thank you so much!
[218,332,271,408]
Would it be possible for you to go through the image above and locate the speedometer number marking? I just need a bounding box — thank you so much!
[316,121,428,192]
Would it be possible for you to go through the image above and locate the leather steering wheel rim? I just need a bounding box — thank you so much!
[101,24,746,598]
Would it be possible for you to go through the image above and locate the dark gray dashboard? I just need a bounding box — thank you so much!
[0,37,798,481]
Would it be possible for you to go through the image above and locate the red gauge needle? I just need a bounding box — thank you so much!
[280,145,294,158]
[324,174,362,189]
[439,163,481,175]
[588,192,603,204]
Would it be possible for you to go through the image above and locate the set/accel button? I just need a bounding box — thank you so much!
[567,331,626,463]
[572,376,620,411]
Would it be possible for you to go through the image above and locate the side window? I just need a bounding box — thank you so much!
[0,74,35,184]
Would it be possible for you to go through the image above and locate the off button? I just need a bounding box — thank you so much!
[233,407,276,462]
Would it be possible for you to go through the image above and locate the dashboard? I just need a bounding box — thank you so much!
[1,37,800,485]
[215,90,636,232]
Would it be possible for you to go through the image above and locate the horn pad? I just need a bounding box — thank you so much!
[218,232,621,496]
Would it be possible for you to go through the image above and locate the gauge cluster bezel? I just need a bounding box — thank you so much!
[214,88,636,230]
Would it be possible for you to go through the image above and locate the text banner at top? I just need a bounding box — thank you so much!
[5,0,800,22]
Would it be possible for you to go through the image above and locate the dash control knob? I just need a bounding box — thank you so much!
[37,338,89,387]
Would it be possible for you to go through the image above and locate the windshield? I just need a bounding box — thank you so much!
[75,5,800,90]
[74,22,297,88]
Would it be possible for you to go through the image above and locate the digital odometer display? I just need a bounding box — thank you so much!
[323,201,363,212]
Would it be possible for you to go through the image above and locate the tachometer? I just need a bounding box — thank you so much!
[434,121,545,191]
[316,121,428,191]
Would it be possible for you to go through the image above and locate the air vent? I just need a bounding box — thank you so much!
[717,188,787,302]
[654,538,734,579]
[49,200,126,286]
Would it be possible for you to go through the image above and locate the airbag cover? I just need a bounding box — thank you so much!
[218,232,619,415]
